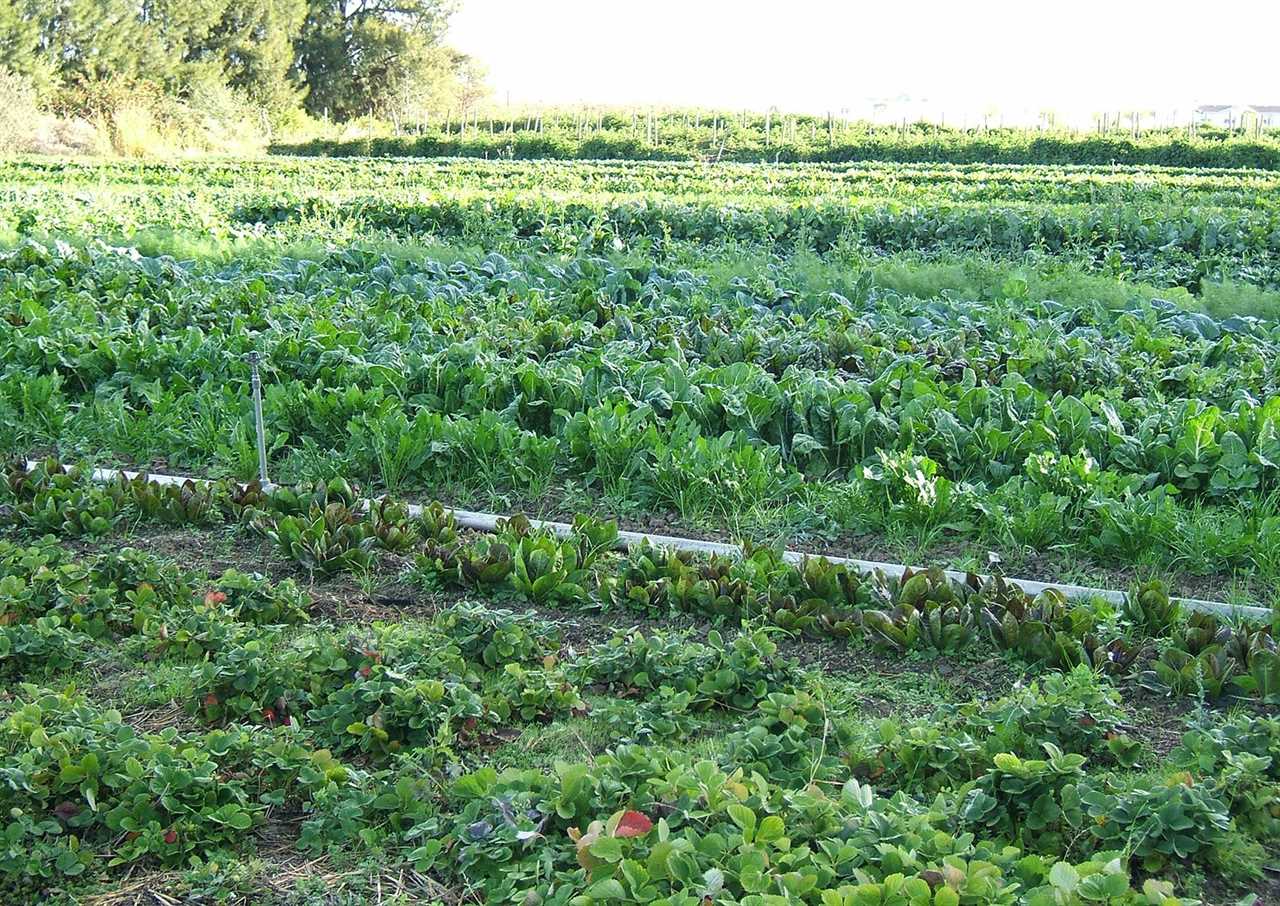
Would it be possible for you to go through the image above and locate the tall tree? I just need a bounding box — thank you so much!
[294,0,458,121]
[189,0,309,112]
[0,0,54,89]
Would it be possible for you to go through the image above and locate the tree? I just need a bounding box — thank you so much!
[189,0,309,114]
[0,0,55,90]
[0,0,472,128]
[295,0,459,121]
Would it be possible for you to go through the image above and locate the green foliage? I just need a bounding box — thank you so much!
[3,460,125,538]
[1124,582,1181,637]
[1081,778,1232,871]
[206,569,311,625]
[576,626,797,713]
[967,667,1134,762]
[415,536,514,589]
[259,503,376,576]
[307,663,486,760]
[0,686,338,877]
[433,604,561,668]
[958,745,1088,853]
[510,533,591,605]
[116,474,220,525]
[277,117,1280,170]
[486,663,585,723]
[366,496,419,552]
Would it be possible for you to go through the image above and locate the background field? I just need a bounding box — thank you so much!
[1,152,1279,906]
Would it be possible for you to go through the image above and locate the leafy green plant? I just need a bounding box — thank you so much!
[207,569,311,625]
[117,474,220,525]
[433,604,560,668]
[307,664,487,760]
[487,662,585,723]
[511,534,590,605]
[415,536,513,589]
[366,497,419,552]
[1124,581,1181,637]
[1081,776,1231,871]
[260,503,376,576]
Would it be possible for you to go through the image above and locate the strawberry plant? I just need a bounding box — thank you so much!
[188,638,301,724]
[0,616,94,676]
[433,604,561,668]
[958,744,1088,853]
[1081,777,1231,871]
[0,687,266,875]
[209,569,310,624]
[594,687,697,743]
[138,601,249,661]
[721,689,855,784]
[306,664,487,760]
[966,666,1131,761]
[571,628,716,694]
[487,663,585,723]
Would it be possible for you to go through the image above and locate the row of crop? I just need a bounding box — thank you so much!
[7,668,1279,901]
[5,463,1276,706]
[12,338,1278,504]
[268,127,1280,170]
[7,240,1270,413]
[9,155,1280,209]
[430,706,1275,903]
[4,245,1276,505]
[222,192,1280,289]
[0,520,794,754]
[14,359,1280,578]
[1,471,1276,897]
[9,155,1276,200]
[7,183,1280,291]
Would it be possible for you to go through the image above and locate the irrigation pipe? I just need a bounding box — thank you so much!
[46,462,1271,622]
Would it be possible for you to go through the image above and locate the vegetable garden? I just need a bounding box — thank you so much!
[0,154,1278,904]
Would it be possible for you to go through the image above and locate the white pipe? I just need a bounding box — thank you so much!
[63,463,1274,622]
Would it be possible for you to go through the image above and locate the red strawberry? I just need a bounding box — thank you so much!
[163,829,178,845]
[203,693,219,708]
[204,591,228,606]
[614,811,653,838]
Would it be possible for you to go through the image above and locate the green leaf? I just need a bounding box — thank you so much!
[1048,861,1079,892]
[934,887,960,906]
[727,803,756,841]
[756,814,785,842]
[588,836,625,863]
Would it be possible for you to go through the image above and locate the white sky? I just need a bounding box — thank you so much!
[450,1,1280,122]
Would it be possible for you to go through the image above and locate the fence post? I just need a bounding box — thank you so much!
[246,351,269,486]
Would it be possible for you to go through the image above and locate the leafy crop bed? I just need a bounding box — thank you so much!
[7,157,1280,293]
[264,117,1280,170]
[1,155,1279,903]
[0,464,1278,904]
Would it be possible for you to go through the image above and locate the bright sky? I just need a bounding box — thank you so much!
[450,1,1280,122]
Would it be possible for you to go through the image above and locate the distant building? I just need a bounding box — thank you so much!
[1250,105,1280,127]
[1195,104,1280,128]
